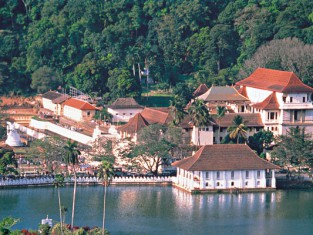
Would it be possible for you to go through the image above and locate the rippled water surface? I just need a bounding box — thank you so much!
[1,185,313,235]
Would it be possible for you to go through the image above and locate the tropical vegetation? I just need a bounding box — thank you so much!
[1,0,313,101]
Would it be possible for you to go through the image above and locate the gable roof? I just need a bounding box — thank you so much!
[214,113,264,127]
[252,92,280,110]
[193,84,209,97]
[236,68,313,93]
[42,91,62,101]
[140,107,173,125]
[117,113,149,135]
[63,98,98,110]
[172,145,279,171]
[237,86,248,98]
[107,98,143,109]
[198,86,249,102]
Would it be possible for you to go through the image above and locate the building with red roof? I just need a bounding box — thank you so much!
[172,144,279,192]
[236,68,313,135]
[63,98,98,122]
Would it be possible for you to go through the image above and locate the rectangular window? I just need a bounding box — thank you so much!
[303,97,306,102]
[217,171,220,179]
[205,182,209,187]
[216,182,220,187]
[220,137,223,142]
[231,182,234,186]
[246,171,249,179]
[205,172,209,179]
[231,171,235,179]
[270,112,275,120]
[283,97,286,103]
[295,110,299,121]
[290,97,293,103]
[257,170,261,179]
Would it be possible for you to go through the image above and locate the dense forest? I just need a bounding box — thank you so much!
[1,0,313,101]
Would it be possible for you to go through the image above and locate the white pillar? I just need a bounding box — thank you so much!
[271,170,276,188]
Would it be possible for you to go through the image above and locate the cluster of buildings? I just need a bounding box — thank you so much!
[5,67,313,193]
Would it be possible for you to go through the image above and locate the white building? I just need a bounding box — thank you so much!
[63,98,98,122]
[173,144,279,192]
[41,91,70,116]
[236,68,313,135]
[107,98,143,123]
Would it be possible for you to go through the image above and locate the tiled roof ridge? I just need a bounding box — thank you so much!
[252,92,279,110]
[118,113,149,133]
[238,86,248,98]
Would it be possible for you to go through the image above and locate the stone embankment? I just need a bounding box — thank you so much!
[0,176,174,187]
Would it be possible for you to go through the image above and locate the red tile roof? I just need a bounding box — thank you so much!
[140,107,173,125]
[252,92,280,110]
[63,98,98,110]
[236,68,313,93]
[172,145,279,171]
[214,113,264,127]
[238,86,248,98]
[198,86,249,102]
[193,84,209,97]
[117,113,149,135]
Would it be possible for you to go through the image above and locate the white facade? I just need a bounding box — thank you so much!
[175,168,276,191]
[63,105,96,122]
[108,107,143,123]
[191,126,213,145]
[245,86,313,135]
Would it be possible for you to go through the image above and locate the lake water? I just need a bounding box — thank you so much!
[1,185,313,235]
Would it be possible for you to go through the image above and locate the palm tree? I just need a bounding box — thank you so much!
[216,106,226,144]
[227,115,247,144]
[64,140,81,230]
[97,160,114,235]
[187,99,210,146]
[53,174,64,235]
[169,96,186,126]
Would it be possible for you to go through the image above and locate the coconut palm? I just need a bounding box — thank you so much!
[97,160,114,235]
[216,106,226,143]
[64,140,81,230]
[227,115,247,144]
[53,174,64,235]
[187,99,210,146]
[169,96,186,126]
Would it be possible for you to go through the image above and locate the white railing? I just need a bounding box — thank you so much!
[0,176,175,187]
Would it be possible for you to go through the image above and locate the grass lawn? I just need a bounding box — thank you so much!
[138,93,173,107]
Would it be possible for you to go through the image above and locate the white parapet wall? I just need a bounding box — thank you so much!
[29,119,94,145]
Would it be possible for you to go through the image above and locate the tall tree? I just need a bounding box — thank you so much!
[169,96,186,126]
[187,99,210,146]
[97,160,114,235]
[227,115,247,144]
[128,124,175,175]
[216,106,226,144]
[64,140,81,230]
[271,127,313,178]
[248,130,274,155]
[53,174,65,235]
[0,146,17,176]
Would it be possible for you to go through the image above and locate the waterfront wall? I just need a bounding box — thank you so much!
[0,176,174,187]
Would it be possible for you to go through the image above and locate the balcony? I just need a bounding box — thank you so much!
[281,102,313,109]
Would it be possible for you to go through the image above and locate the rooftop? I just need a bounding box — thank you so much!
[117,113,149,135]
[198,86,249,103]
[236,68,313,93]
[213,113,264,127]
[252,92,280,110]
[107,98,143,109]
[172,144,279,171]
[193,84,209,97]
[140,107,173,125]
[63,98,98,110]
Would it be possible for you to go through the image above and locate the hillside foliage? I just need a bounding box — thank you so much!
[1,0,313,100]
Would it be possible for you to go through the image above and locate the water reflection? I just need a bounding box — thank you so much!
[1,186,313,234]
